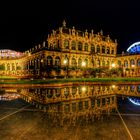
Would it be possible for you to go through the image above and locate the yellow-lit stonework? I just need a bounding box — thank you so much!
[1,21,140,78]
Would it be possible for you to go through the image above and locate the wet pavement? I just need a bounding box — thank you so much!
[0,98,139,140]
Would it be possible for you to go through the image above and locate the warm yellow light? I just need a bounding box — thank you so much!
[82,86,86,91]
[112,85,115,88]
[64,60,67,64]
[131,64,135,68]
[111,63,115,68]
[82,62,86,67]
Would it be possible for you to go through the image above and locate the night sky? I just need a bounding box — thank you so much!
[1,0,140,54]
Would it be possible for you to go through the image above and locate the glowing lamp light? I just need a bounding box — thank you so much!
[131,64,135,68]
[112,85,115,88]
[111,63,115,68]
[82,62,86,67]
[64,59,67,64]
[82,86,86,91]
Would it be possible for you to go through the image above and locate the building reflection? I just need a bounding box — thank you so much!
[1,84,140,126]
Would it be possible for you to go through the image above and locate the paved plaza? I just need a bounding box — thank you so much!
[0,97,140,140]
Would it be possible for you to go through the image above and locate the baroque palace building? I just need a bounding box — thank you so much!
[1,20,140,78]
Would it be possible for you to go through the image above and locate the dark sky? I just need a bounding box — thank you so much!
[0,0,140,53]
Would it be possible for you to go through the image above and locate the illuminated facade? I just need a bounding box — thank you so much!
[1,20,140,78]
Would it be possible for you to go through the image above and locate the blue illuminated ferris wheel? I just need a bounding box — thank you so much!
[127,42,140,54]
[127,42,140,105]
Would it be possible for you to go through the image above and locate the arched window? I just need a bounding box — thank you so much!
[111,49,114,54]
[124,60,128,68]
[64,40,69,49]
[78,58,82,67]
[91,44,95,53]
[64,56,69,65]
[78,42,82,51]
[72,87,77,96]
[97,45,100,53]
[72,58,77,66]
[106,61,109,67]
[102,60,105,67]
[72,41,76,50]
[137,85,140,93]
[102,46,105,53]
[64,87,69,97]
[53,42,57,49]
[55,56,60,66]
[47,56,53,66]
[130,59,135,67]
[106,47,110,54]
[84,43,88,51]
[138,59,140,67]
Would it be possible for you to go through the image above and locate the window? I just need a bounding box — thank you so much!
[107,47,110,54]
[102,46,105,53]
[97,45,100,53]
[84,43,88,51]
[111,49,114,54]
[72,58,77,66]
[72,41,76,50]
[55,56,60,66]
[64,40,69,49]
[91,44,95,53]
[47,56,53,65]
[78,58,82,67]
[78,42,82,51]
[124,60,128,68]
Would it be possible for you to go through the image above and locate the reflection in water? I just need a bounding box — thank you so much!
[128,97,140,106]
[1,84,140,139]
[0,88,20,101]
[1,84,140,125]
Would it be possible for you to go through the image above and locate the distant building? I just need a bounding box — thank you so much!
[0,21,140,78]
